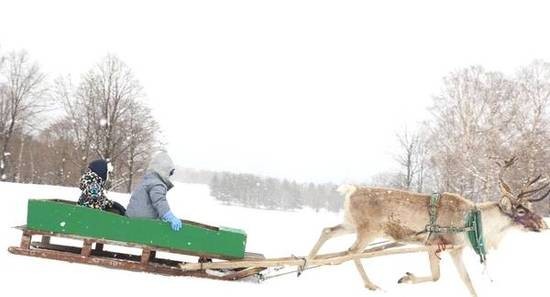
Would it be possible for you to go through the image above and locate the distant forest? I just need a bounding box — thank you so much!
[174,168,342,212]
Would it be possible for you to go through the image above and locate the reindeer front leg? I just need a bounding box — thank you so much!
[398,246,441,284]
[449,248,478,297]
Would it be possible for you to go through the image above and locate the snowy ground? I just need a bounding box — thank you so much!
[2,181,549,296]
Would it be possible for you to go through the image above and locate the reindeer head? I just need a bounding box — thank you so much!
[497,157,549,232]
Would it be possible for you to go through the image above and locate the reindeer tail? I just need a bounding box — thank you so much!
[337,184,357,198]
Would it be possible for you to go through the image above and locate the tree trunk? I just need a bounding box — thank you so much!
[127,154,134,193]
[0,117,16,180]
[15,133,25,182]
[29,142,35,184]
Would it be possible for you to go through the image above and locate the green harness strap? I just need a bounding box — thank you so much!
[424,193,487,263]
[466,209,487,263]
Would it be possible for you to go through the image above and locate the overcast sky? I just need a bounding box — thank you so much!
[2,0,550,183]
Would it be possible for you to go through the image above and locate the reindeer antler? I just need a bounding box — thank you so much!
[527,188,550,202]
[517,175,550,202]
[497,156,517,194]
[495,156,549,203]
[518,175,547,198]
[503,156,518,168]
[526,175,542,186]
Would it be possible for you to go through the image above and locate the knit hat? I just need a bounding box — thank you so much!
[88,159,108,182]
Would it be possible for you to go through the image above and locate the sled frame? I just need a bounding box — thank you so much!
[8,226,266,281]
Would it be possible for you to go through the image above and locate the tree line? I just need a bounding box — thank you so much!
[210,172,341,211]
[174,168,342,212]
[0,50,159,192]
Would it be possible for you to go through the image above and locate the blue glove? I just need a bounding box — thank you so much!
[162,211,183,231]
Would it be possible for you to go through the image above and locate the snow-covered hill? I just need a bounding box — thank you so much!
[2,181,549,296]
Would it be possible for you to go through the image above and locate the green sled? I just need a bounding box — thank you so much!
[26,199,247,259]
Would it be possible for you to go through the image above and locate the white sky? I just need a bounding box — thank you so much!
[2,0,550,183]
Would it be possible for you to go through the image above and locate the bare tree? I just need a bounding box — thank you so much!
[395,127,422,190]
[513,60,550,213]
[80,55,143,162]
[53,76,96,172]
[381,126,431,192]
[427,66,518,201]
[409,62,549,213]
[52,55,158,191]
[414,132,430,193]
[0,51,46,180]
[514,60,550,175]
[118,103,158,192]
[37,118,82,186]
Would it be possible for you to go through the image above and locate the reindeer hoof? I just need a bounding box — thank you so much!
[364,284,381,291]
[397,272,415,284]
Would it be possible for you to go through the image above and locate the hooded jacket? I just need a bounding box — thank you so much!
[126,152,176,219]
[78,169,113,210]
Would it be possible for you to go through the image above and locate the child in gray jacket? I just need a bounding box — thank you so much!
[126,151,182,231]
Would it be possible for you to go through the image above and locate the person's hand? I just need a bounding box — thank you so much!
[162,211,183,231]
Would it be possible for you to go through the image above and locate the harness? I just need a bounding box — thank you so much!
[421,193,487,263]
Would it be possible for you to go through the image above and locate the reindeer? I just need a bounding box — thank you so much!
[304,158,548,297]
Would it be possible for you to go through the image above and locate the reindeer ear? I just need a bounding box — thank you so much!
[499,180,515,213]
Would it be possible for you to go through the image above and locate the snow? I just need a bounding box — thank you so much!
[2,181,549,297]
[99,118,108,127]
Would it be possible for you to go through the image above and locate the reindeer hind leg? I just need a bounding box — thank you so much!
[306,224,354,261]
[300,224,354,274]
[349,232,380,291]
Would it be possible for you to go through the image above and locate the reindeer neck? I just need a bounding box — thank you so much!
[476,201,514,250]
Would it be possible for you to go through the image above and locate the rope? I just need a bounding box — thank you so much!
[258,264,324,281]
